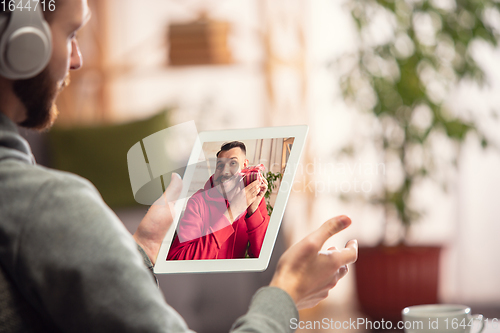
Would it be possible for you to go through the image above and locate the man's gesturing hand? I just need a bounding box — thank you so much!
[133,173,183,265]
[269,215,358,310]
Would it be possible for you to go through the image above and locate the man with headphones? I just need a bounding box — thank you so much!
[0,1,358,332]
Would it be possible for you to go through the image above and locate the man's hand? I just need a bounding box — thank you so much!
[269,215,358,310]
[224,180,261,223]
[247,178,268,216]
[133,173,183,265]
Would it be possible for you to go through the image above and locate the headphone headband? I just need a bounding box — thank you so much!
[0,1,52,80]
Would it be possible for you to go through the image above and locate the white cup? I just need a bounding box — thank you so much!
[402,304,484,333]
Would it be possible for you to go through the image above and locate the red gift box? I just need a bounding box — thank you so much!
[240,164,265,187]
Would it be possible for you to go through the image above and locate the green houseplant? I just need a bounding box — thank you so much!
[338,0,499,321]
[264,171,283,215]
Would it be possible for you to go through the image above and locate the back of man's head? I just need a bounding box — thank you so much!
[0,0,84,130]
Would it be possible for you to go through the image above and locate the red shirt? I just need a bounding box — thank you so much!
[167,176,270,260]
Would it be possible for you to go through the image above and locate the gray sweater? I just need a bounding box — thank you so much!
[0,113,298,332]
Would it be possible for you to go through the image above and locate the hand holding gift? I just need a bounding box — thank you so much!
[240,164,267,215]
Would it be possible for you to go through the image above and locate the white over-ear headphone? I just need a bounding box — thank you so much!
[0,1,52,80]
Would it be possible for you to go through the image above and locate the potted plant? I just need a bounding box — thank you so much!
[337,0,499,322]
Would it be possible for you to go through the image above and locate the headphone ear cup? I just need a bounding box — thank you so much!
[0,9,52,80]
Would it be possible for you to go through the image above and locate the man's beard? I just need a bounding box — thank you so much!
[216,174,242,195]
[13,68,69,131]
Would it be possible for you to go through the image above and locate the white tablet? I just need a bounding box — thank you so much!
[153,125,308,274]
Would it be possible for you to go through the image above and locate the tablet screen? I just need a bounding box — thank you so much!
[166,138,294,261]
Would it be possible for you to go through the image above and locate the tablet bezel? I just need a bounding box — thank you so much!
[154,125,308,274]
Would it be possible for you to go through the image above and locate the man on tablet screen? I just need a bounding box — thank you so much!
[167,141,270,260]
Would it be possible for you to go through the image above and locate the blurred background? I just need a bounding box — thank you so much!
[21,0,500,332]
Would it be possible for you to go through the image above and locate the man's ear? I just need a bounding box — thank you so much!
[243,159,249,168]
